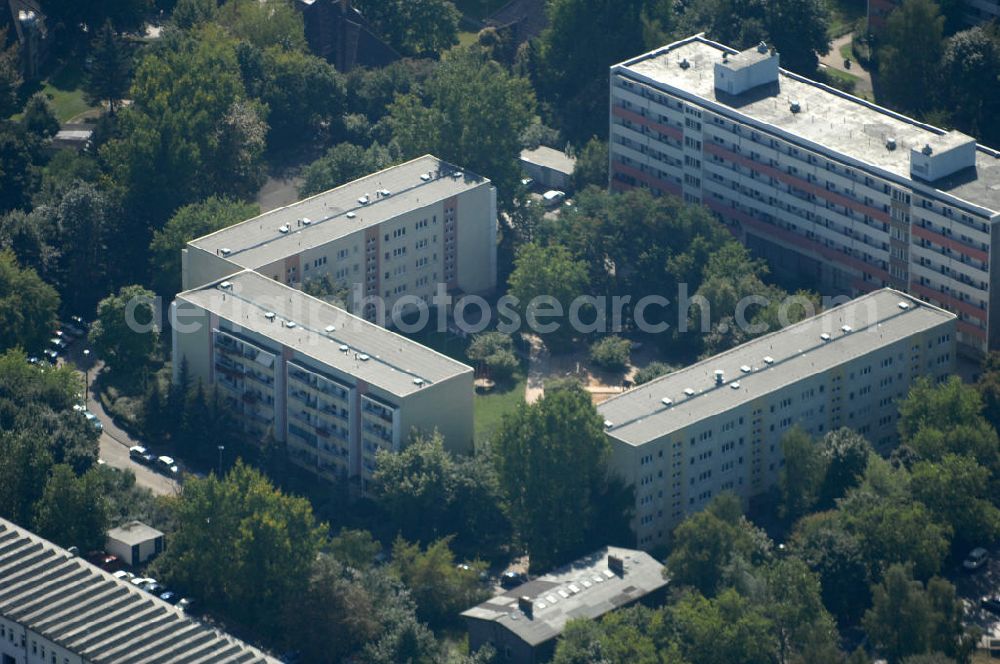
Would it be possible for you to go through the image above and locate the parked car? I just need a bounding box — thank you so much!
[131,576,155,587]
[500,571,528,589]
[159,590,180,605]
[177,598,196,613]
[83,410,103,432]
[964,547,990,571]
[542,190,566,207]
[157,455,179,475]
[42,349,59,364]
[130,445,156,465]
[143,582,165,595]
[85,551,119,570]
[69,315,88,329]
[112,570,135,582]
[49,337,68,351]
[26,356,40,365]
[983,597,1000,615]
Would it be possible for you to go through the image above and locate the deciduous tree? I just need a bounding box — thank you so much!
[149,196,259,296]
[877,0,944,115]
[493,382,612,570]
[32,464,109,551]
[88,284,159,371]
[0,250,60,353]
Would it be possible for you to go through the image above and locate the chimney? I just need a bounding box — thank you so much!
[608,555,625,575]
[714,369,724,386]
[518,596,533,616]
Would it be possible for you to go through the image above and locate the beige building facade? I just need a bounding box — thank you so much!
[597,289,956,550]
[173,271,474,487]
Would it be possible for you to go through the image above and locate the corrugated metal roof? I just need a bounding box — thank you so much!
[0,518,281,664]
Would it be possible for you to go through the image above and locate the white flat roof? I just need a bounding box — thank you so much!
[520,146,576,175]
[598,289,955,446]
[176,270,472,397]
[189,155,490,268]
[106,521,163,546]
[614,35,1000,215]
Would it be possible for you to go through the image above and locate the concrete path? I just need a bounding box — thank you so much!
[525,335,548,404]
[819,32,873,99]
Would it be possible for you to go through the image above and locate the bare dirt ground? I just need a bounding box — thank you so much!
[524,335,670,405]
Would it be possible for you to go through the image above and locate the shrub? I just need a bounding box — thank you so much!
[589,336,631,372]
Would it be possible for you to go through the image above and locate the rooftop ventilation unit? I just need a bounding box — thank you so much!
[378,189,391,197]
[413,378,425,386]
[679,58,690,69]
[278,224,290,234]
[219,281,232,290]
[789,101,801,113]
[339,344,349,352]
[740,365,752,373]
[714,369,725,385]
[661,397,673,407]
[684,388,695,397]
[820,333,831,341]
[420,173,432,181]
[604,420,614,429]
[358,354,370,361]
[324,325,336,334]
[220,247,232,256]
[841,325,853,333]
[757,41,768,53]
[358,195,370,205]
[264,311,276,321]
[922,144,933,155]
[285,321,297,329]
[730,381,741,389]
[763,356,775,365]
[301,217,312,226]
[898,301,911,310]
[346,211,356,219]
[886,137,897,150]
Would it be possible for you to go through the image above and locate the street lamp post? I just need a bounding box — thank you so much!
[217,445,225,477]
[82,349,91,403]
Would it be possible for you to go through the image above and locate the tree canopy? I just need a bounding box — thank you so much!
[493,381,619,570]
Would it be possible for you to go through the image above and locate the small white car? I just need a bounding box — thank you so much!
[157,456,179,475]
[542,190,566,207]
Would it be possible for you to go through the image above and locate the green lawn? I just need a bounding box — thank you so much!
[20,61,98,123]
[397,326,526,447]
[474,369,526,446]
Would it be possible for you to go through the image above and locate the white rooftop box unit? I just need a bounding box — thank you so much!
[909,130,976,182]
[714,42,779,96]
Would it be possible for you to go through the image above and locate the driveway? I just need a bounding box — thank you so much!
[819,33,873,99]
[69,348,180,496]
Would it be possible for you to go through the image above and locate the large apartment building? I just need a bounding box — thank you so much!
[182,155,498,323]
[597,289,956,550]
[0,518,280,664]
[172,270,474,487]
[609,35,1000,356]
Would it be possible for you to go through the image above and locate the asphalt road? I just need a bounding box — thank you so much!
[98,432,180,496]
[64,344,180,497]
